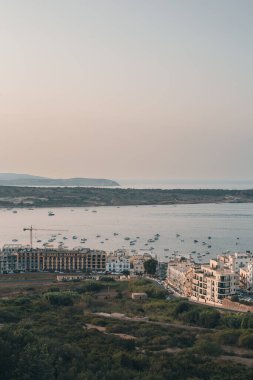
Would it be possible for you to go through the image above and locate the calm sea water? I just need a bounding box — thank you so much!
[118,179,253,190]
[0,203,253,262]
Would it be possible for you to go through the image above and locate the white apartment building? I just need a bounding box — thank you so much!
[192,260,238,304]
[240,263,253,290]
[106,251,130,273]
[226,252,253,274]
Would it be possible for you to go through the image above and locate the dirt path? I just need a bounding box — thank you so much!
[92,312,213,332]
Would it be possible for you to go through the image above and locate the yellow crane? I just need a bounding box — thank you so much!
[23,225,68,248]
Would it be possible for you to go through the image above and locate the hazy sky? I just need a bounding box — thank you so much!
[0,0,252,180]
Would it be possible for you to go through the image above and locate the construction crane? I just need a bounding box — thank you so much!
[23,225,68,248]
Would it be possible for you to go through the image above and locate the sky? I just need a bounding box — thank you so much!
[0,0,253,180]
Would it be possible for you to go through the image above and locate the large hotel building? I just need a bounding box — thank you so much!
[0,245,106,273]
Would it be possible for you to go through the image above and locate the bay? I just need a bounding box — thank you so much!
[0,203,253,262]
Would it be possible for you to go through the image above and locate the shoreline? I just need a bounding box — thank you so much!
[0,186,253,208]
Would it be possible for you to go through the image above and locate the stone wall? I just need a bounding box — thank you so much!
[222,298,253,312]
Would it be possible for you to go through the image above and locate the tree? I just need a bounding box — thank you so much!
[144,259,158,275]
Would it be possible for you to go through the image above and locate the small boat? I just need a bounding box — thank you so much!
[48,211,55,216]
[72,236,78,240]
[12,239,18,242]
[124,237,130,241]
[194,240,198,243]
[208,236,212,240]
[12,210,17,214]
[96,235,101,238]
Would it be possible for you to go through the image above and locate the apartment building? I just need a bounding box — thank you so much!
[192,260,238,303]
[240,264,253,290]
[0,245,106,273]
[166,258,194,296]
[106,250,130,273]
[129,253,152,274]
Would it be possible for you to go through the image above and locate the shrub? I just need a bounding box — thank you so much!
[217,330,241,345]
[174,301,190,316]
[100,276,115,282]
[239,333,253,349]
[193,339,222,356]
[198,310,220,328]
[44,292,78,306]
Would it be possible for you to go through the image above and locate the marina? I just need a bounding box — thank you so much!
[0,203,252,260]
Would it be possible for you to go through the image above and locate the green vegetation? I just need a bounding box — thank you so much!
[0,186,253,207]
[144,258,158,275]
[0,278,253,379]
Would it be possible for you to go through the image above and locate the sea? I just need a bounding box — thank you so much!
[118,179,253,190]
[1,201,253,263]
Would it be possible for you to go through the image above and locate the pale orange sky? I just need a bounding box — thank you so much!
[0,0,253,180]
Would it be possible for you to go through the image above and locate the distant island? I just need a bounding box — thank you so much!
[0,186,253,208]
[0,173,119,187]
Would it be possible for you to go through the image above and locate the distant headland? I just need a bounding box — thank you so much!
[0,173,119,187]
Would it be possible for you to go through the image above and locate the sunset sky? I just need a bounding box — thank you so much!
[1,0,252,180]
